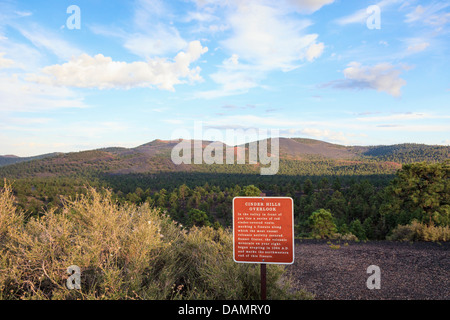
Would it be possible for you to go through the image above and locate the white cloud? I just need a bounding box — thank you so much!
[202,114,303,129]
[17,24,83,60]
[304,42,325,62]
[14,11,32,18]
[278,127,354,145]
[406,5,426,23]
[27,41,208,91]
[0,120,133,156]
[0,37,43,71]
[225,54,239,66]
[1,117,51,128]
[123,26,188,58]
[0,52,14,69]
[192,0,336,15]
[406,41,430,53]
[335,0,401,25]
[322,62,407,97]
[204,112,450,133]
[200,114,357,144]
[91,0,189,58]
[195,54,263,99]
[369,124,450,132]
[0,73,86,112]
[356,112,433,122]
[196,1,325,98]
[296,128,351,144]
[90,23,188,58]
[288,0,335,14]
[405,3,450,27]
[184,10,218,23]
[344,62,406,97]
[0,20,87,113]
[335,9,367,25]
[221,2,323,71]
[163,119,184,125]
[180,1,227,34]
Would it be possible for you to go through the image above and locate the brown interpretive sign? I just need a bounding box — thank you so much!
[233,197,294,264]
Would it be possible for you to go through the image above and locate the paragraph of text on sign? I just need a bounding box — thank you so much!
[233,197,294,264]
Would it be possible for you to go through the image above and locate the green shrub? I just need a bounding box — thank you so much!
[349,219,366,240]
[187,208,211,228]
[308,209,337,239]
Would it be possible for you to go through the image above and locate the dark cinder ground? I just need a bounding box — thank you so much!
[286,240,449,300]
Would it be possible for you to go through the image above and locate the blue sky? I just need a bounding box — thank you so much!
[0,0,449,156]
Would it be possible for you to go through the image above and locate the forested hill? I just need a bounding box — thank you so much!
[0,138,448,178]
[0,152,61,167]
[354,143,450,164]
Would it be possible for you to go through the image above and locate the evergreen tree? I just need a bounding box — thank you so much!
[308,209,337,239]
[350,219,366,240]
[381,161,449,228]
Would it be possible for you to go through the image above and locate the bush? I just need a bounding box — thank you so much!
[0,184,309,300]
[308,209,337,239]
[388,220,450,242]
[335,233,359,241]
[350,219,366,240]
[187,208,211,228]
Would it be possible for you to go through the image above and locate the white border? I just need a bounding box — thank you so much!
[232,196,295,265]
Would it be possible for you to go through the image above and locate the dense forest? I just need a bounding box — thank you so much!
[358,143,449,164]
[1,160,448,241]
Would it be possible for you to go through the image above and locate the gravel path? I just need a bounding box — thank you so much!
[286,240,449,300]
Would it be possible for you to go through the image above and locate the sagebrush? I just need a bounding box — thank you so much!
[388,220,450,242]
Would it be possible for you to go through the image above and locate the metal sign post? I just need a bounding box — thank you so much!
[261,263,266,300]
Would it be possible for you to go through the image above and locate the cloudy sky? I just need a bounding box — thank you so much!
[0,0,449,156]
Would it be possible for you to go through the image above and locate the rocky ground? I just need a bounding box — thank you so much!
[286,239,449,300]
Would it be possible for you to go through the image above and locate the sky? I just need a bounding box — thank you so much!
[0,0,449,157]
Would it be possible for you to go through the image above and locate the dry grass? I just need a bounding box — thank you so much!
[388,220,450,242]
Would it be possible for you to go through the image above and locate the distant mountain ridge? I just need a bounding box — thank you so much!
[0,138,448,178]
[0,152,61,167]
[278,137,358,160]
